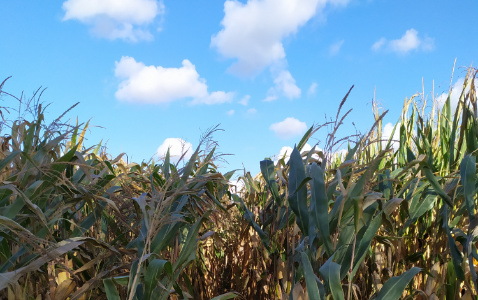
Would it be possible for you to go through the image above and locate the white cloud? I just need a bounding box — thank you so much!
[211,0,349,76]
[307,82,318,96]
[264,95,278,102]
[156,138,193,164]
[227,109,235,115]
[274,70,301,99]
[436,77,477,112]
[329,40,344,56]
[62,0,164,42]
[265,70,301,101]
[270,117,307,139]
[114,56,234,105]
[238,95,250,106]
[372,29,434,54]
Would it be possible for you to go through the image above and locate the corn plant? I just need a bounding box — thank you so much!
[233,66,478,299]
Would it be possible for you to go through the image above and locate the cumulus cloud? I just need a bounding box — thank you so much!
[238,95,250,106]
[212,0,348,76]
[114,56,234,105]
[270,117,307,139]
[436,77,477,112]
[227,109,235,115]
[156,138,193,164]
[62,0,164,42]
[265,70,301,101]
[274,70,301,98]
[372,29,434,54]
[307,82,318,96]
[329,40,344,56]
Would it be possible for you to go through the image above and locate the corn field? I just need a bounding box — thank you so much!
[0,66,477,299]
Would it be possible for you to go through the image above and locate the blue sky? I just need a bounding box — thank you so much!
[1,0,477,177]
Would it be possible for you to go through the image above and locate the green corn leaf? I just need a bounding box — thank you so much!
[300,252,321,300]
[351,212,382,278]
[445,260,457,300]
[210,292,239,300]
[375,267,421,300]
[442,205,465,281]
[240,199,269,248]
[144,259,172,299]
[0,150,21,173]
[319,259,344,300]
[399,194,436,235]
[297,126,314,152]
[460,155,476,220]
[422,167,453,207]
[103,278,121,300]
[260,159,281,206]
[178,146,200,188]
[288,146,309,236]
[309,162,333,256]
[172,210,211,277]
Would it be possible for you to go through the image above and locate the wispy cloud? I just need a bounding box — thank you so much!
[307,82,318,96]
[238,95,250,106]
[329,40,344,56]
[247,108,257,115]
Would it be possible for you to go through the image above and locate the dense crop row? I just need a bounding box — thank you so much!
[0,67,477,299]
